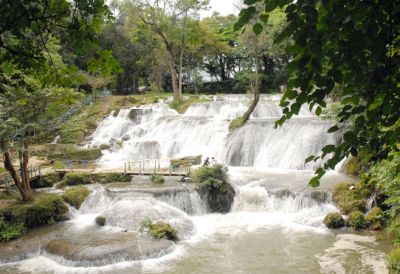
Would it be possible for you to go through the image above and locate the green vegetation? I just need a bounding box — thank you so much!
[62,186,91,209]
[170,156,202,169]
[150,175,165,184]
[348,211,366,230]
[169,96,210,114]
[30,173,62,189]
[332,183,367,214]
[140,220,178,241]
[31,145,102,161]
[365,207,384,231]
[192,164,235,213]
[193,164,229,191]
[0,194,68,242]
[60,172,131,187]
[389,247,400,273]
[229,117,245,132]
[323,213,345,229]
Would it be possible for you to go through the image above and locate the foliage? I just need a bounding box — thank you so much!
[332,183,367,214]
[323,212,345,229]
[348,210,366,230]
[140,220,178,241]
[169,96,210,114]
[150,175,165,184]
[237,0,400,187]
[63,173,94,186]
[389,247,400,273]
[193,164,228,190]
[31,173,62,189]
[63,186,91,209]
[365,207,384,231]
[0,216,25,242]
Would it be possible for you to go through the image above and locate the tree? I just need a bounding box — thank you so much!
[237,0,400,186]
[0,66,80,201]
[0,0,112,201]
[129,0,208,99]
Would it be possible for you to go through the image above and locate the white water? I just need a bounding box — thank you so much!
[88,95,338,170]
[0,95,389,273]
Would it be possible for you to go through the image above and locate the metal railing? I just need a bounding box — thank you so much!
[0,165,41,190]
[124,158,190,176]
[56,160,96,171]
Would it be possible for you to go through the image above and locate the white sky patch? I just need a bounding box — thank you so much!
[201,0,238,17]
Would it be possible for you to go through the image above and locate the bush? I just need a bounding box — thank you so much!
[323,212,345,229]
[63,173,93,186]
[0,216,25,242]
[348,210,366,230]
[63,186,91,209]
[140,220,178,241]
[193,164,228,190]
[365,207,384,230]
[31,173,62,189]
[151,175,165,184]
[389,247,400,272]
[99,173,131,183]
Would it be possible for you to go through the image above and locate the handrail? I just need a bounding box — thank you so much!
[0,165,41,190]
[124,158,191,176]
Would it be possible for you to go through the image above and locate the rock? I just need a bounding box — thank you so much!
[99,144,111,150]
[197,182,235,213]
[323,212,345,229]
[63,185,91,209]
[95,216,106,226]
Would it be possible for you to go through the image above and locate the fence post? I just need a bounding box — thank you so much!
[139,161,142,175]
[154,160,156,174]
[169,164,172,176]
[124,163,127,174]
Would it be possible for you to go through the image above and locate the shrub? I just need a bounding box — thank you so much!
[31,173,62,189]
[0,216,25,242]
[63,186,91,209]
[389,247,400,273]
[151,175,165,184]
[140,220,178,241]
[193,164,228,190]
[63,173,93,186]
[365,207,384,230]
[100,173,131,183]
[348,210,366,230]
[323,213,345,229]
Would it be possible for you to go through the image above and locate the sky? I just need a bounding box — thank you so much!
[201,0,238,17]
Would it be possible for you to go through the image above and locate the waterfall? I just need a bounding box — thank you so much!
[89,95,339,170]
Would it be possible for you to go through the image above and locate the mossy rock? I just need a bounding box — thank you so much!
[170,155,202,168]
[141,220,178,241]
[6,195,68,230]
[348,210,366,230]
[323,212,345,229]
[99,144,111,150]
[150,175,165,184]
[340,156,362,176]
[96,173,132,184]
[63,186,91,209]
[365,207,384,230]
[332,183,367,214]
[95,216,106,226]
[63,173,94,186]
[229,117,245,131]
[0,215,25,242]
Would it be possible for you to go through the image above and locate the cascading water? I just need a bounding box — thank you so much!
[0,95,389,274]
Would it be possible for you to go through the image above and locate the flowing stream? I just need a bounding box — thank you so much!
[0,95,390,273]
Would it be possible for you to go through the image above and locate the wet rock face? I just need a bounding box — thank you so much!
[43,231,173,267]
[198,182,235,213]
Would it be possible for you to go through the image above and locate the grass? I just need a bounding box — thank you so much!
[229,116,245,132]
[150,175,165,184]
[169,96,211,114]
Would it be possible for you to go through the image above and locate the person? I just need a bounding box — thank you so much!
[203,157,210,167]
[210,157,217,166]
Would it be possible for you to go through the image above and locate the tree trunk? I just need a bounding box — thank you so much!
[168,51,180,100]
[242,57,260,123]
[3,150,33,202]
[178,49,184,96]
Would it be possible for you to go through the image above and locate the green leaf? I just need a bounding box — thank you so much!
[243,0,260,4]
[309,177,320,188]
[315,106,322,116]
[305,155,315,163]
[327,125,339,133]
[253,23,263,35]
[322,145,336,154]
[343,131,358,145]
